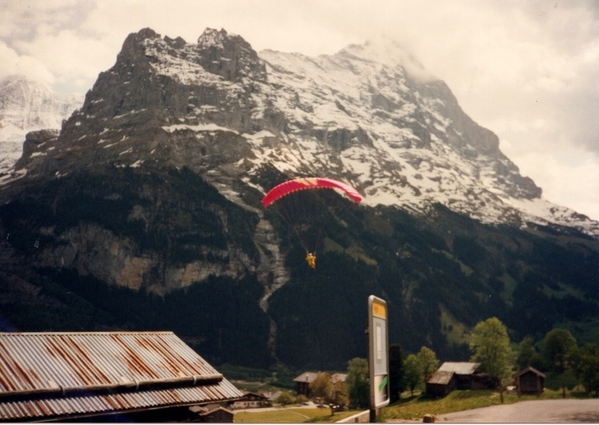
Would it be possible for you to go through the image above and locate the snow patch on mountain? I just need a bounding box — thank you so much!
[144,29,599,238]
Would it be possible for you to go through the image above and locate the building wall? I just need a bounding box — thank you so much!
[296,381,311,398]
[426,383,450,397]
[199,409,234,423]
[231,394,266,409]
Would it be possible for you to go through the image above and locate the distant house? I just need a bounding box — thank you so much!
[331,373,347,384]
[261,390,282,403]
[294,372,319,398]
[514,367,545,396]
[0,332,242,422]
[426,370,456,396]
[190,404,235,423]
[426,362,492,396]
[230,391,268,409]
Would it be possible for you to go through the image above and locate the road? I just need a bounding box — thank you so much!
[431,399,599,423]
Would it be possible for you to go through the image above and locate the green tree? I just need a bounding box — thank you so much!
[416,346,439,380]
[573,343,599,396]
[469,317,514,389]
[276,391,294,405]
[346,358,369,409]
[543,328,577,372]
[403,354,422,396]
[389,343,405,403]
[331,379,349,412]
[516,336,546,371]
[295,394,308,404]
[516,336,547,370]
[310,372,333,401]
[516,336,537,369]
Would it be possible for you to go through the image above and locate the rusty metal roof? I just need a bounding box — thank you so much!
[0,332,243,421]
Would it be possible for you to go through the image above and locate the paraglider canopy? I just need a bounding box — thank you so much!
[262,177,362,208]
[262,177,362,269]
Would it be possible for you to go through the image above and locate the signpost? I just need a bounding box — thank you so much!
[368,295,389,422]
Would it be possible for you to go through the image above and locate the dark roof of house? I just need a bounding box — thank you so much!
[426,370,455,385]
[238,391,268,400]
[514,366,546,378]
[0,331,242,421]
[197,404,234,416]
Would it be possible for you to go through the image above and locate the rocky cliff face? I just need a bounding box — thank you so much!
[2,27,598,296]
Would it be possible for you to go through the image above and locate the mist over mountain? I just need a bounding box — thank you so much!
[0,76,81,174]
[0,28,597,370]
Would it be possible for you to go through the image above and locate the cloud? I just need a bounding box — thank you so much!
[502,142,599,220]
[0,42,55,84]
[13,29,118,94]
[0,0,96,43]
[1,0,598,219]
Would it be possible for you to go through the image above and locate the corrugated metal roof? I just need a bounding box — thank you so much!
[0,332,243,421]
[0,380,242,421]
[437,362,481,375]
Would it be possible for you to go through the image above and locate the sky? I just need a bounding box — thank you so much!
[1,0,599,220]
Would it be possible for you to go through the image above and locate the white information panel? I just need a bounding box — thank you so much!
[368,295,389,409]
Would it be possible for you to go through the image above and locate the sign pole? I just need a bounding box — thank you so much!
[368,295,389,422]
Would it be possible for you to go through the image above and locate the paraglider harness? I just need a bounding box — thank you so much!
[305,252,316,269]
[262,178,362,270]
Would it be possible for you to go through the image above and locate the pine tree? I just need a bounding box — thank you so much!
[389,343,405,403]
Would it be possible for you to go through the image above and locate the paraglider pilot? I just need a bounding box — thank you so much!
[262,178,363,271]
[305,252,316,269]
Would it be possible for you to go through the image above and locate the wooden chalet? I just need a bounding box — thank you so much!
[426,362,492,396]
[331,373,347,384]
[425,370,456,396]
[514,367,545,396]
[229,391,268,409]
[0,332,242,422]
[293,372,319,398]
[261,390,282,403]
[190,404,235,422]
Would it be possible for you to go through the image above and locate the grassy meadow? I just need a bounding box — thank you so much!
[233,389,590,423]
[379,388,586,422]
[234,407,360,423]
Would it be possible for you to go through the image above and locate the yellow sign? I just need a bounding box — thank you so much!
[372,300,386,319]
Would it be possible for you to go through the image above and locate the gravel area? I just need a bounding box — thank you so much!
[430,399,599,423]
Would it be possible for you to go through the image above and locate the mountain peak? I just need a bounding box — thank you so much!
[338,36,435,84]
[1,28,597,238]
[195,27,264,82]
[197,27,232,48]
